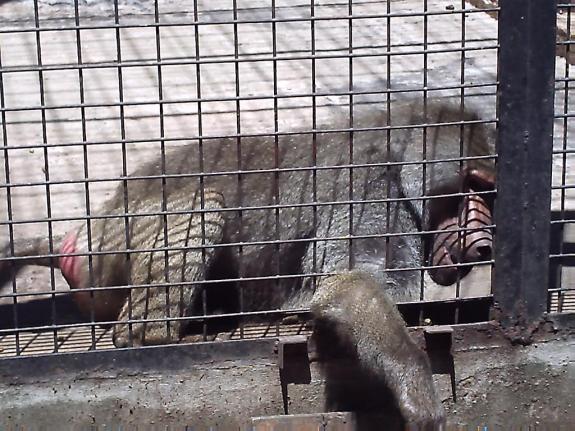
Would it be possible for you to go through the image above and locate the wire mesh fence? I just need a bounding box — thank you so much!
[550,2,575,314]
[0,0,568,358]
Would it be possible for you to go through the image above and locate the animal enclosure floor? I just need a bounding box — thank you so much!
[2,288,574,359]
[550,290,575,315]
[0,321,313,358]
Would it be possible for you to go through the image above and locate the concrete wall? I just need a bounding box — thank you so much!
[0,321,573,430]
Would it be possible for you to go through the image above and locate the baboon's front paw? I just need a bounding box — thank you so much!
[112,324,142,348]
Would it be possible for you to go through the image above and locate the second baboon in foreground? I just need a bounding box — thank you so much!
[1,98,496,427]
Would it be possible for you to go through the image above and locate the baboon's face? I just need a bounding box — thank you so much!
[427,168,496,286]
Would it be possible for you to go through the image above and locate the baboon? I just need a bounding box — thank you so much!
[0,98,496,427]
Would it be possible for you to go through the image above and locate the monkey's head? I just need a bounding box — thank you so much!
[425,167,496,286]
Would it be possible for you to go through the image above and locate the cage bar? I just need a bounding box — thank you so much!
[493,0,557,329]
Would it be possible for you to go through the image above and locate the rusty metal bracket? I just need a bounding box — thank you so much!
[276,335,311,414]
[424,325,456,402]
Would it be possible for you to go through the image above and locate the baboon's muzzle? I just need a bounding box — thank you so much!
[428,170,495,286]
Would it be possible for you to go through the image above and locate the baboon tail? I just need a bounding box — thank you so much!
[1,234,65,274]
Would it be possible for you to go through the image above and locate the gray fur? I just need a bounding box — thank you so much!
[0,98,496,427]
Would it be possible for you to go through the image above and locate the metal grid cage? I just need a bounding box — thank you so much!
[550,2,575,314]
[0,0,567,358]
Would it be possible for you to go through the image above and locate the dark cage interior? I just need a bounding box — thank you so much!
[0,0,573,429]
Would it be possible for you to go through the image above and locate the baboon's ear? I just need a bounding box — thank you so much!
[463,167,496,192]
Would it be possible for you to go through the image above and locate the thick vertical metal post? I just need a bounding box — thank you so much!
[494,0,557,338]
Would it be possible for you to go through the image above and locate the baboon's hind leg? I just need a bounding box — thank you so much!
[113,189,225,347]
